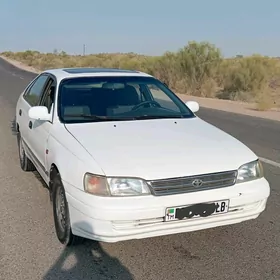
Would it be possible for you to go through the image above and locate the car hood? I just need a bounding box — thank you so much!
[65,117,258,180]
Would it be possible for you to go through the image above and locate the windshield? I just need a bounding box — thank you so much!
[57,76,195,123]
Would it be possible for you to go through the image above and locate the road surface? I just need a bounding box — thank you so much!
[0,58,279,280]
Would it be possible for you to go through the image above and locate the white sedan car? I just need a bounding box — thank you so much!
[15,67,270,246]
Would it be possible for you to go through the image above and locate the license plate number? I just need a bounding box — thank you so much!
[165,200,229,221]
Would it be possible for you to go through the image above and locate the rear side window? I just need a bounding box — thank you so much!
[24,75,49,106]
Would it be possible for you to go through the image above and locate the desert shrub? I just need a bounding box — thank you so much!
[176,41,222,97]
[222,55,279,101]
[2,42,280,109]
[150,52,179,89]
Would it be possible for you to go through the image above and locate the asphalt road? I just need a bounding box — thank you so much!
[0,58,279,280]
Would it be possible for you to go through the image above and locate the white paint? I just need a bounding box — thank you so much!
[15,68,271,244]
[259,157,280,168]
[66,118,258,179]
[11,72,24,79]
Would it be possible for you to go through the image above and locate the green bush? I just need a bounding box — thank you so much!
[222,55,278,100]
[176,41,222,97]
[2,41,280,109]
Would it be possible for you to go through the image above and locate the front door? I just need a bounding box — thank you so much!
[20,74,49,165]
[28,76,56,180]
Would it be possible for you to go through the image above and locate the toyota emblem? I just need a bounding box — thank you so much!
[192,179,203,187]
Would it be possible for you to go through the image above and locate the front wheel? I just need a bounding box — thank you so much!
[52,172,82,246]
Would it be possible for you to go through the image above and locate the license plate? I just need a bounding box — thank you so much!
[165,200,229,221]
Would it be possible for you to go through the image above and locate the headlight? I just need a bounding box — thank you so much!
[236,160,263,183]
[107,177,151,196]
[84,173,151,196]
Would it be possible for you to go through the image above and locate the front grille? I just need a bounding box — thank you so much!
[148,170,237,196]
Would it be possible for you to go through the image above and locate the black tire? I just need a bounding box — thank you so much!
[52,171,83,246]
[17,131,36,172]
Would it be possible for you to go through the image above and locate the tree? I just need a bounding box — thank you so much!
[177,41,222,95]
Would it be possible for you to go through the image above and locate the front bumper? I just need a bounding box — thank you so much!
[64,177,270,243]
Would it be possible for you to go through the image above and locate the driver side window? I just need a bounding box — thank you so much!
[24,74,49,106]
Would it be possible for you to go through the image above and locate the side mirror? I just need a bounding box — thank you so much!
[28,106,51,121]
[185,101,199,113]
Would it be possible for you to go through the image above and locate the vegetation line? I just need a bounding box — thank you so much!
[2,41,280,111]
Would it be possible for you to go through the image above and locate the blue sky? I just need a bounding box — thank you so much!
[0,0,279,57]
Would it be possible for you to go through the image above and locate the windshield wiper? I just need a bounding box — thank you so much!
[63,114,191,122]
[64,114,109,120]
[133,115,187,120]
[63,114,137,121]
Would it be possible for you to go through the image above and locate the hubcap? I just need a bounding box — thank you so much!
[56,187,67,232]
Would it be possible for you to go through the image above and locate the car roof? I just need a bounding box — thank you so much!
[42,67,153,80]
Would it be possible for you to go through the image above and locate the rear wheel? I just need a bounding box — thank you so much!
[17,131,36,172]
[52,171,82,246]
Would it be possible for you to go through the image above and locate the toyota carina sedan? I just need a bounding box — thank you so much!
[15,67,270,246]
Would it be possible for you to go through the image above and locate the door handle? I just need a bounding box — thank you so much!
[28,121,33,129]
[19,109,22,116]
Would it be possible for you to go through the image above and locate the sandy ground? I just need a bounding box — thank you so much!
[1,55,279,122]
[177,93,280,122]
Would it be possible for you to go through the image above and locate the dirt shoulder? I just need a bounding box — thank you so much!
[1,55,279,122]
[177,93,280,122]
[0,55,40,74]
